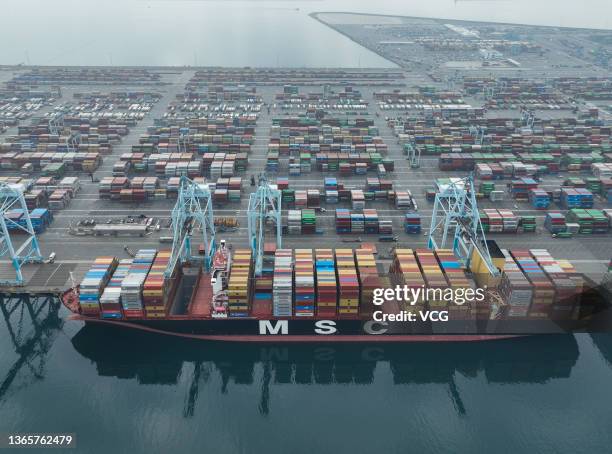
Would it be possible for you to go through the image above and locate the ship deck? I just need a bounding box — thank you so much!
[187,274,213,317]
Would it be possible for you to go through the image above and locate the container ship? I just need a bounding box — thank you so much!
[62,241,608,342]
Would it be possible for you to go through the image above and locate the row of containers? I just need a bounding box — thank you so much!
[439,151,610,172]
[78,245,586,320]
[544,210,612,235]
[463,76,581,94]
[185,68,403,86]
[134,137,252,157]
[144,117,256,139]
[509,178,595,208]
[20,115,131,134]
[286,189,415,210]
[477,162,612,180]
[563,174,612,196]
[269,121,385,154]
[287,209,317,235]
[26,176,80,211]
[394,114,609,140]
[98,176,243,202]
[9,68,162,85]
[266,151,394,174]
[177,87,261,104]
[480,209,534,233]
[0,150,102,173]
[79,250,180,319]
[278,189,415,213]
[334,209,393,235]
[277,177,413,208]
[269,248,381,318]
[394,116,610,150]
[76,248,441,319]
[477,160,550,178]
[227,250,252,317]
[247,245,380,319]
[499,249,582,319]
[0,176,79,212]
[392,247,585,320]
[323,176,393,191]
[231,246,479,319]
[0,117,131,164]
[4,208,53,233]
[115,152,248,180]
[10,125,127,148]
[479,181,611,209]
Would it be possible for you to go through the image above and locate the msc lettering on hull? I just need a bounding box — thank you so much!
[259,320,289,335]
[258,320,339,335]
[257,320,394,336]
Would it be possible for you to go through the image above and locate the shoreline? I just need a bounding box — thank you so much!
[309,12,403,69]
[309,11,612,33]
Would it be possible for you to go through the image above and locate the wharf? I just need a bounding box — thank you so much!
[0,261,90,296]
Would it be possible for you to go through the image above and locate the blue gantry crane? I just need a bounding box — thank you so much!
[404,140,421,169]
[0,182,44,285]
[248,176,282,277]
[47,111,64,136]
[469,125,487,145]
[166,176,216,277]
[427,175,499,276]
[521,108,536,129]
[483,78,507,101]
[48,112,81,152]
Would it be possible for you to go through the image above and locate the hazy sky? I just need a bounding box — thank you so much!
[2,0,610,66]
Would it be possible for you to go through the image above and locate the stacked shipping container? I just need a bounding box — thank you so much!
[227,249,252,317]
[510,250,556,318]
[336,249,360,317]
[120,250,156,318]
[273,249,293,317]
[99,259,132,319]
[315,249,337,317]
[79,257,118,317]
[142,250,174,318]
[294,249,315,316]
[355,249,380,317]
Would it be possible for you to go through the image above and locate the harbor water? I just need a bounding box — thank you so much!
[1,296,612,453]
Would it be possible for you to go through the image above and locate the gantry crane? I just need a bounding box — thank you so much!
[427,175,499,276]
[166,176,216,277]
[404,140,421,169]
[48,112,81,152]
[0,182,44,285]
[48,111,64,135]
[483,78,507,101]
[521,108,536,129]
[178,129,190,154]
[469,125,487,145]
[247,176,282,276]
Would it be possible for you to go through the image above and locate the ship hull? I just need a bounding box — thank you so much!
[72,316,526,342]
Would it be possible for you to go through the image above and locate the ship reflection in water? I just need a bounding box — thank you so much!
[0,295,62,404]
[71,324,582,417]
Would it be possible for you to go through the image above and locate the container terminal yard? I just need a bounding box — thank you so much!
[0,14,610,339]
